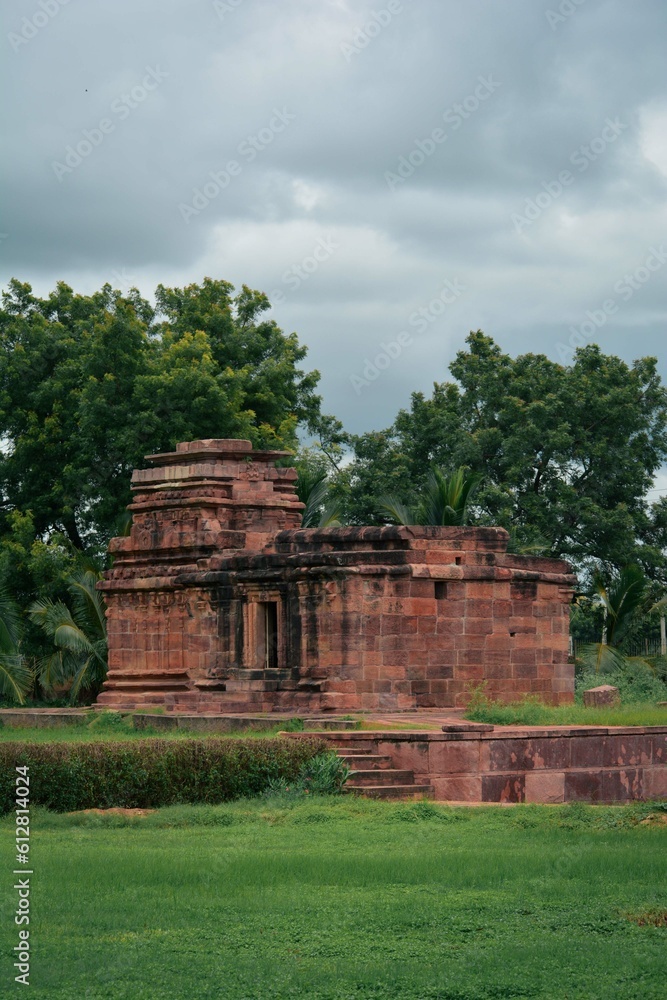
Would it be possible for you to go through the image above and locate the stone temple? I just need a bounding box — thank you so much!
[96,438,576,713]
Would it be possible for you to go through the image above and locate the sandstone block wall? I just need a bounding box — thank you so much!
[98,440,577,713]
[293,728,667,804]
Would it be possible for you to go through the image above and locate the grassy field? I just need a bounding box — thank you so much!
[1,798,666,999]
[0,714,300,743]
[2,701,667,747]
[463,700,667,728]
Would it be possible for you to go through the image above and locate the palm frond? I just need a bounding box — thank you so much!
[29,571,108,702]
[53,622,96,654]
[28,598,75,637]
[318,501,343,528]
[575,641,628,675]
[33,650,70,692]
[0,587,22,655]
[300,478,331,528]
[68,654,107,702]
[415,466,484,526]
[505,527,550,555]
[377,496,415,525]
[68,570,107,643]
[297,473,346,528]
[592,564,648,647]
[0,654,32,704]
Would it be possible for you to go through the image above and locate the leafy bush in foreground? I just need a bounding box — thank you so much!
[0,736,328,814]
[264,752,350,799]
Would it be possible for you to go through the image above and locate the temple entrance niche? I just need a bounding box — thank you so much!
[244,590,282,670]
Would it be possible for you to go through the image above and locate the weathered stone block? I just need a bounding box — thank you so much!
[603,736,651,767]
[583,685,620,708]
[644,767,667,798]
[524,771,565,803]
[601,768,643,802]
[429,740,480,774]
[481,773,525,803]
[431,776,482,801]
[564,771,603,802]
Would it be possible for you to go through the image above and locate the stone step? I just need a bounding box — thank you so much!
[337,754,393,769]
[296,680,324,692]
[203,700,274,713]
[347,769,416,787]
[212,689,270,703]
[224,679,281,693]
[105,670,189,680]
[96,692,146,705]
[225,668,294,682]
[102,680,190,691]
[347,784,435,800]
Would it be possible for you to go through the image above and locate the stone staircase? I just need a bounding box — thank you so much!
[336,746,434,800]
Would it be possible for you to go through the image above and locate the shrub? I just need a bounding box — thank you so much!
[264,752,350,799]
[0,736,328,814]
[575,660,667,704]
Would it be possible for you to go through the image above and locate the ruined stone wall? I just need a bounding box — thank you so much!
[202,527,575,710]
[297,728,667,804]
[98,440,576,713]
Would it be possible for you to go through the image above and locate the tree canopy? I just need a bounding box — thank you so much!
[0,277,322,556]
[2,281,667,704]
[332,332,667,581]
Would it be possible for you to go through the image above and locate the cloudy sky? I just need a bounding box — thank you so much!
[2,0,667,476]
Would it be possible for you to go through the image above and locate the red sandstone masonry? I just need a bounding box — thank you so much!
[97,439,577,713]
[286,728,667,804]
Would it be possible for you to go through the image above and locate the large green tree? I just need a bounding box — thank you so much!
[0,277,322,557]
[337,333,667,579]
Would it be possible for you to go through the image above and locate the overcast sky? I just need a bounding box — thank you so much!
[2,0,667,491]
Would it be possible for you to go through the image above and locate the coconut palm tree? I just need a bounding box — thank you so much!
[296,469,344,528]
[378,466,483,527]
[577,564,652,674]
[29,567,107,703]
[0,588,31,704]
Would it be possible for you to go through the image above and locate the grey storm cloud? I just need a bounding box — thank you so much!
[2,0,667,437]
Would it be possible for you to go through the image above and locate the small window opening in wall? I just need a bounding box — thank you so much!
[509,631,516,637]
[454,556,462,565]
[258,602,278,669]
[434,582,448,600]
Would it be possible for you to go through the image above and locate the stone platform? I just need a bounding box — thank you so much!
[2,708,664,805]
[286,724,667,804]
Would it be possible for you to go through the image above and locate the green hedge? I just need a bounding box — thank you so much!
[0,736,328,814]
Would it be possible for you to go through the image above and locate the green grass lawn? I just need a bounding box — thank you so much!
[3,704,667,746]
[464,700,667,728]
[0,716,297,743]
[2,798,666,999]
